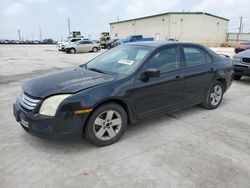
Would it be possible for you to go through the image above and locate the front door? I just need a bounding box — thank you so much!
[132,46,184,119]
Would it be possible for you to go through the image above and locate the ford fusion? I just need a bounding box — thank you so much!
[13,42,233,146]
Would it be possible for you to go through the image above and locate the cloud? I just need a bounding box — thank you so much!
[3,3,27,16]
[192,0,250,32]
[95,4,113,12]
[23,0,50,3]
[94,0,121,12]
[56,7,67,14]
[124,0,179,18]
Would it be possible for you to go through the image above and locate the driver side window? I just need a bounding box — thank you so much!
[144,47,180,74]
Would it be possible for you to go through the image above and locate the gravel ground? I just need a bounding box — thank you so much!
[0,45,250,188]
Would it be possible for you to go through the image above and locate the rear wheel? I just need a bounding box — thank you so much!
[234,75,242,80]
[92,47,98,52]
[85,103,127,146]
[202,81,224,109]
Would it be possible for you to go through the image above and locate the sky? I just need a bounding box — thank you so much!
[0,0,249,41]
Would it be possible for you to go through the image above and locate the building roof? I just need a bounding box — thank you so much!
[110,12,229,25]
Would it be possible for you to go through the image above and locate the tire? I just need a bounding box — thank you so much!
[201,81,224,109]
[92,47,98,52]
[107,45,111,49]
[70,48,76,54]
[234,75,242,80]
[85,103,127,146]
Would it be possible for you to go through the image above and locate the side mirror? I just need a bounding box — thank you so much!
[141,68,160,80]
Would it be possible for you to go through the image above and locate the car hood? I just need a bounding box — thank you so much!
[235,49,250,58]
[22,66,118,98]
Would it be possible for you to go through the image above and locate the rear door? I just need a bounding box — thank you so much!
[181,45,215,106]
[83,41,94,52]
[133,46,184,119]
[76,41,87,52]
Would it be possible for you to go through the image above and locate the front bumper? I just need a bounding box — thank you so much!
[13,99,88,139]
[234,64,250,76]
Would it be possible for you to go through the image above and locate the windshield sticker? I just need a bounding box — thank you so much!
[118,59,135,65]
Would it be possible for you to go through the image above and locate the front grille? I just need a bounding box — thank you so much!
[20,118,29,128]
[242,58,250,64]
[18,91,40,111]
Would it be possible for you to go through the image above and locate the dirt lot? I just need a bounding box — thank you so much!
[0,45,250,188]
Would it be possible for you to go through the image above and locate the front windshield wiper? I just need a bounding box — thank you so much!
[87,67,107,74]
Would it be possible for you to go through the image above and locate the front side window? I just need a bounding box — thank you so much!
[86,46,152,75]
[71,39,80,42]
[144,47,180,74]
[183,47,210,67]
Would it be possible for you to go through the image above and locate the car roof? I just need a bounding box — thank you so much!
[125,41,202,48]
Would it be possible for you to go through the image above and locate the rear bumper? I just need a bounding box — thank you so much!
[13,100,87,139]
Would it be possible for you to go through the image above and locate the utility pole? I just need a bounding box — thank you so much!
[39,27,42,42]
[18,29,21,41]
[236,16,243,42]
[67,16,71,38]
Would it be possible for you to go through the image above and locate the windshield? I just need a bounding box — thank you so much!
[86,45,152,75]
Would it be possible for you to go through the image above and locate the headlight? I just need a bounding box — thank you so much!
[39,94,71,116]
[232,56,241,63]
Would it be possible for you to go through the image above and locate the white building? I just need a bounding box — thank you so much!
[110,12,229,45]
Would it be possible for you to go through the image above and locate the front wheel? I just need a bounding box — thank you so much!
[201,81,224,109]
[69,48,76,54]
[85,103,127,146]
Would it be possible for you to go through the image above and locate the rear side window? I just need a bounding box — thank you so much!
[144,47,180,74]
[85,41,93,44]
[183,47,211,67]
[79,41,92,44]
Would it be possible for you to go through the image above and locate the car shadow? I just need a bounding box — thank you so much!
[236,77,250,85]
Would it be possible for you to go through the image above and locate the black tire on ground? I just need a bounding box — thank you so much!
[234,75,242,80]
[201,81,224,110]
[92,47,98,52]
[85,103,127,146]
[70,48,76,54]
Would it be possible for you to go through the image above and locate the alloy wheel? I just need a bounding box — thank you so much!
[93,110,122,141]
[210,85,222,106]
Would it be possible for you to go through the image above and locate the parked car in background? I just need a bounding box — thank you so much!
[13,42,233,146]
[234,41,250,53]
[42,39,55,44]
[105,39,119,49]
[65,40,100,54]
[57,38,83,51]
[113,39,123,47]
[123,35,154,44]
[232,49,250,80]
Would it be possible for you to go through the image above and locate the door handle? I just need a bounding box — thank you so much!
[175,75,181,80]
[210,68,215,72]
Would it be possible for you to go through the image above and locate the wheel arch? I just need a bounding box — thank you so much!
[215,77,227,92]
